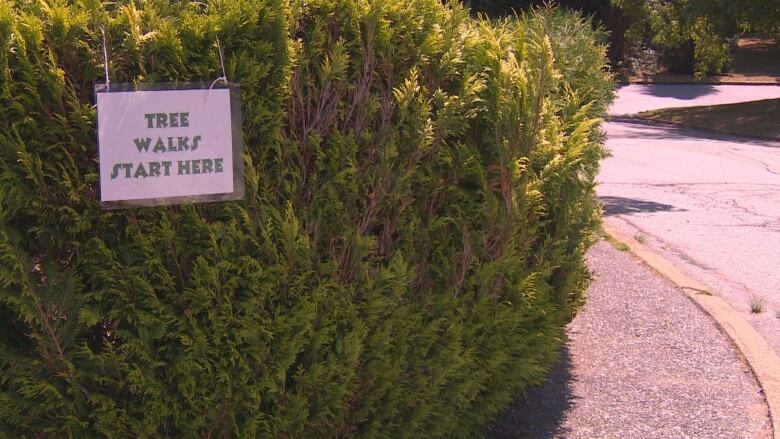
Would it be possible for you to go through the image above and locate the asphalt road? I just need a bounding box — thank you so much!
[610,84,780,115]
[599,84,780,356]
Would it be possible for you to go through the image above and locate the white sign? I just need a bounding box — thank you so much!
[96,85,243,208]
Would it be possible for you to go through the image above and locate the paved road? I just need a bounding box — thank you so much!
[490,240,770,439]
[600,84,780,355]
[610,84,780,115]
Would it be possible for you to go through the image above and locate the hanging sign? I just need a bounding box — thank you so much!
[95,83,244,209]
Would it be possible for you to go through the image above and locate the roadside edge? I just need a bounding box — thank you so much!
[606,115,780,144]
[620,78,780,86]
[602,221,780,439]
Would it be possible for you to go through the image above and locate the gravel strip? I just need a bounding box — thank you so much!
[489,239,771,439]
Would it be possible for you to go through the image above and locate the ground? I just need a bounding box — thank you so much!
[489,240,770,439]
[600,84,780,357]
[610,84,780,115]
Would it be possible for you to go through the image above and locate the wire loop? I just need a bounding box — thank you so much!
[100,25,110,91]
[209,36,228,90]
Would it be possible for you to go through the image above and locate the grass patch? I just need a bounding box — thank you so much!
[750,296,765,314]
[598,228,630,252]
[637,98,780,140]
[710,285,723,298]
[612,241,630,252]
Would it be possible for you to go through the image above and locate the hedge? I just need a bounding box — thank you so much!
[0,0,613,437]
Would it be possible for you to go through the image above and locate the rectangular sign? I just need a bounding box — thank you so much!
[96,83,244,209]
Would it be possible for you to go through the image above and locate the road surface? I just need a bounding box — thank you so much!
[599,84,780,355]
[610,84,780,115]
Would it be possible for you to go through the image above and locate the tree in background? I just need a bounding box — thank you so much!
[468,0,634,66]
[617,0,779,78]
[468,0,780,78]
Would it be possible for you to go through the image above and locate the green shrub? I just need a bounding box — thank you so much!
[0,0,613,437]
[612,0,779,78]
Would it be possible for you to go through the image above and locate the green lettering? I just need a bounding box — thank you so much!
[149,161,161,177]
[144,114,155,128]
[134,137,152,152]
[215,158,223,173]
[180,113,189,127]
[133,162,149,178]
[155,113,168,128]
[192,135,202,151]
[153,137,166,153]
[167,137,176,152]
[192,159,201,174]
[161,161,172,176]
[178,160,190,175]
[122,163,132,178]
[110,163,122,179]
[169,113,179,127]
[202,159,213,173]
[177,136,190,151]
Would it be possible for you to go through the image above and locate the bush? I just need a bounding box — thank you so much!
[613,0,779,78]
[0,0,612,437]
[465,0,639,68]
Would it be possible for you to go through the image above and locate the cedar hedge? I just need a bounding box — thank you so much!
[0,0,613,437]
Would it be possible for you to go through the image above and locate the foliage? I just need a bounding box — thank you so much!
[616,0,780,78]
[646,0,737,77]
[470,0,780,78]
[465,0,640,68]
[0,0,613,437]
[469,0,613,18]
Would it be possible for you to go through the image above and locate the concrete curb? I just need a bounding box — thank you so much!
[606,115,780,144]
[602,222,780,439]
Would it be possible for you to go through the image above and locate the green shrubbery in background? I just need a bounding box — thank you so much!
[0,0,612,436]
[474,0,780,79]
[468,0,635,67]
[641,0,779,78]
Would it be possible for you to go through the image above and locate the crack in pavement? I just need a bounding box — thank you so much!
[613,216,715,272]
[706,223,780,231]
[600,182,780,188]
[725,148,780,176]
[607,216,771,304]
[601,183,780,225]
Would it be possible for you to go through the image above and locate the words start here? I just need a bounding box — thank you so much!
[109,112,224,180]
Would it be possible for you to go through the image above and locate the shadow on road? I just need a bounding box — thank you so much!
[606,122,699,141]
[487,346,574,439]
[599,196,684,216]
[606,120,780,148]
[637,84,718,99]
